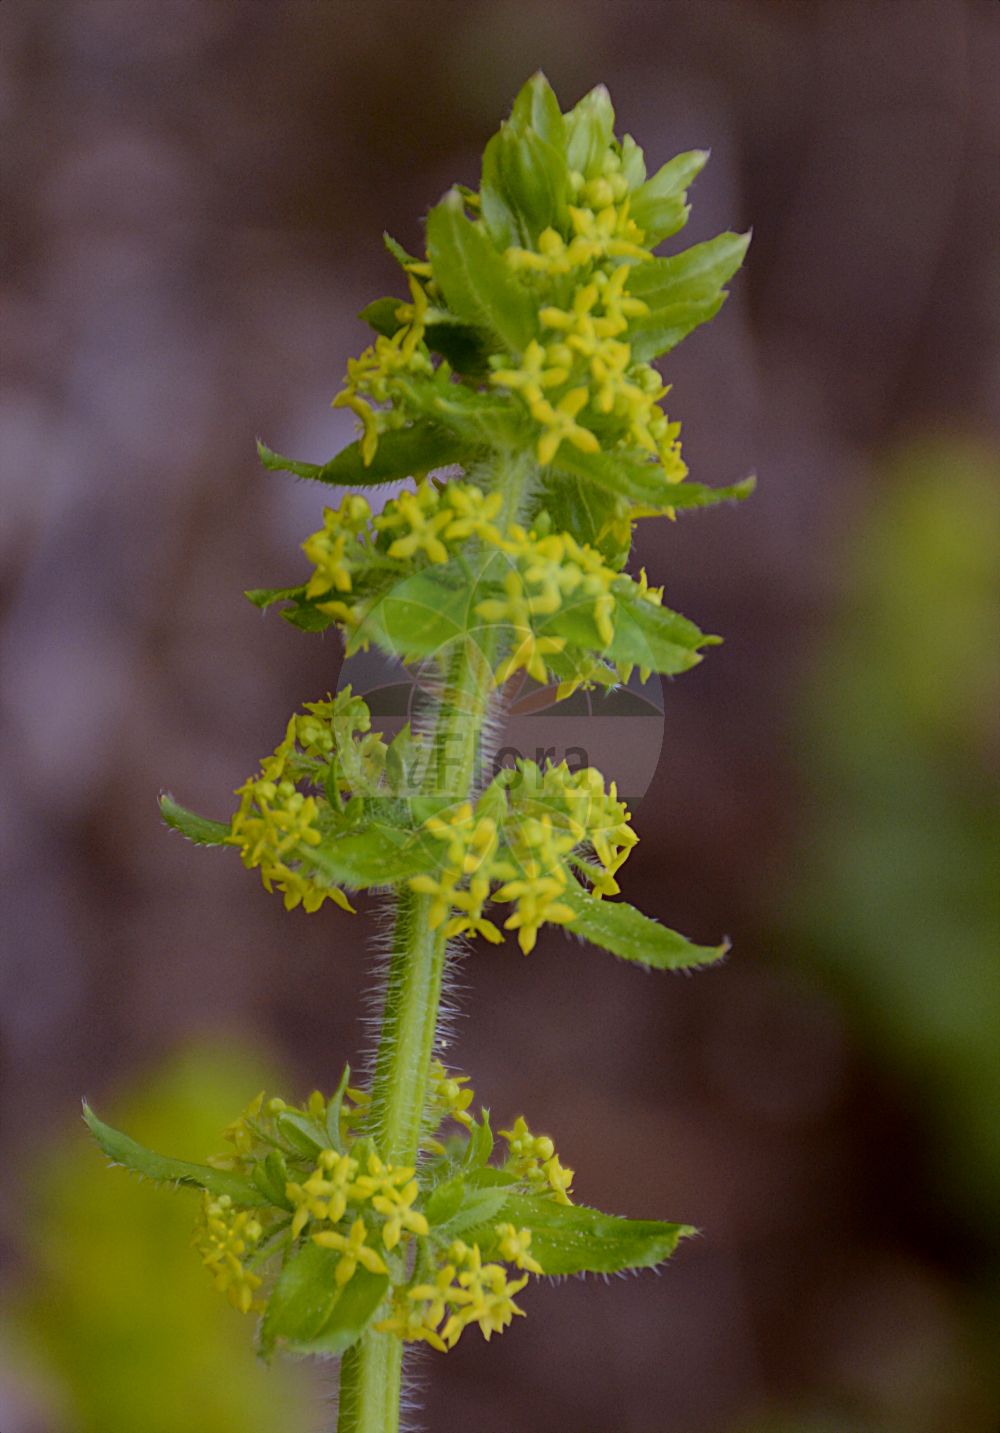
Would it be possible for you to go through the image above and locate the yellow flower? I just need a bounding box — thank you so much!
[377,1295,449,1352]
[441,1243,529,1346]
[490,339,569,406]
[332,390,379,465]
[500,1116,555,1166]
[371,1177,429,1250]
[406,1264,459,1327]
[194,1194,265,1314]
[476,570,566,686]
[530,387,600,467]
[408,868,463,930]
[374,483,453,564]
[565,201,649,262]
[286,1149,359,1237]
[312,1217,388,1285]
[495,1222,543,1274]
[542,1153,575,1205]
[427,1061,476,1130]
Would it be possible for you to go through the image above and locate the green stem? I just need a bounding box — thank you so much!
[336,451,533,1433]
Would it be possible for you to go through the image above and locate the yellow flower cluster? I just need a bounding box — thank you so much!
[494,160,689,486]
[332,276,432,463]
[374,481,503,563]
[378,1237,530,1352]
[301,494,374,622]
[410,800,505,943]
[191,1071,583,1348]
[500,1115,575,1204]
[408,798,575,955]
[491,813,578,954]
[194,1194,265,1314]
[516,759,638,897]
[298,477,668,692]
[504,166,647,275]
[424,1057,475,1151]
[286,1147,430,1279]
[300,479,504,629]
[408,758,637,954]
[228,714,353,914]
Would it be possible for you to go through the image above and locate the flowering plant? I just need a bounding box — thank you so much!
[87,74,750,1432]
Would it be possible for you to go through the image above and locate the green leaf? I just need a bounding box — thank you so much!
[383,232,423,270]
[325,1064,352,1153]
[510,72,567,152]
[244,580,354,635]
[606,598,719,676]
[83,1103,261,1204]
[540,472,628,565]
[627,231,750,359]
[405,377,527,449]
[358,296,402,336]
[257,425,467,487]
[479,134,519,250]
[159,794,231,846]
[629,297,727,363]
[561,885,730,970]
[275,1111,330,1156]
[306,824,439,889]
[350,564,476,662]
[280,602,339,633]
[425,1177,466,1227]
[552,447,677,509]
[542,594,710,677]
[564,84,616,177]
[553,446,755,513]
[360,297,495,374]
[437,1184,512,1238]
[629,149,708,244]
[259,1243,388,1359]
[629,232,750,308]
[509,127,570,238]
[426,191,536,352]
[480,1194,693,1275]
[619,133,647,188]
[244,584,307,612]
[253,1152,293,1210]
[460,1110,494,1171]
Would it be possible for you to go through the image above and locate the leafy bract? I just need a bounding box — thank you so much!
[257,426,467,487]
[83,1104,261,1204]
[543,595,714,678]
[628,149,708,245]
[349,564,476,661]
[259,1244,388,1359]
[479,1194,693,1276]
[306,825,439,889]
[159,794,231,846]
[561,886,729,970]
[564,84,616,178]
[628,231,750,360]
[426,191,536,352]
[553,445,755,514]
[478,76,572,248]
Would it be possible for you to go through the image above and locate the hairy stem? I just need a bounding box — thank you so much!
[336,451,533,1433]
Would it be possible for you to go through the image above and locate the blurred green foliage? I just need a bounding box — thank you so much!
[796,438,1000,1232]
[7,1047,314,1433]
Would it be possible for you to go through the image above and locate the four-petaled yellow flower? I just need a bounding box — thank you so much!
[530,387,601,467]
[312,1217,389,1285]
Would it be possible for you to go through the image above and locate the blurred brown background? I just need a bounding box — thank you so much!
[1,3,998,1432]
